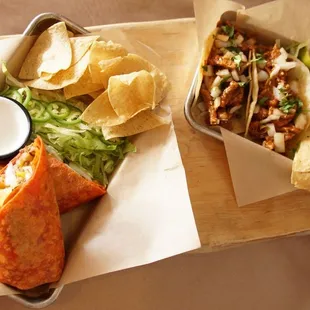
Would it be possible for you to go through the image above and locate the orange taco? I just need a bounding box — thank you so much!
[48,155,106,214]
[0,137,64,290]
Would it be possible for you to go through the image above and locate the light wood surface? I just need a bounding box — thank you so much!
[1,1,310,310]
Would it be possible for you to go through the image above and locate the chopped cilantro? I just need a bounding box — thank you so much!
[279,97,303,114]
[226,46,241,53]
[221,25,234,38]
[250,53,265,64]
[232,54,242,68]
[258,97,268,106]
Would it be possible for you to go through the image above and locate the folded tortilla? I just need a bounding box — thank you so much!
[0,137,64,290]
[48,155,106,214]
[193,21,254,134]
[246,44,310,155]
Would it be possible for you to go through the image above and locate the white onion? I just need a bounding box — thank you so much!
[279,62,296,71]
[229,105,242,114]
[223,51,234,59]
[203,65,214,76]
[235,34,244,46]
[274,132,285,153]
[266,123,276,137]
[240,75,248,82]
[216,69,230,77]
[270,65,281,79]
[290,80,299,93]
[211,86,222,98]
[214,97,221,109]
[215,40,231,48]
[227,77,233,82]
[212,76,222,88]
[272,108,285,116]
[295,113,307,130]
[240,52,247,62]
[197,101,207,112]
[254,105,260,114]
[216,34,229,42]
[280,48,288,60]
[231,69,240,81]
[258,61,267,69]
[257,70,269,82]
[260,114,281,124]
[273,86,282,101]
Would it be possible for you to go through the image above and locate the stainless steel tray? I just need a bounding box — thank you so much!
[5,12,90,309]
[184,66,223,141]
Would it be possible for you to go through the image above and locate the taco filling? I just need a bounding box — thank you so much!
[0,145,36,206]
[200,22,255,129]
[247,45,307,153]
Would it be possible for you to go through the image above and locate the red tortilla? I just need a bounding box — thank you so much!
[0,137,64,290]
[48,155,106,214]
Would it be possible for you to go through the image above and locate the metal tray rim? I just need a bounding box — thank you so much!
[5,11,90,309]
[184,65,223,141]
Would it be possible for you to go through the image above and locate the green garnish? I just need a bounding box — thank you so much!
[258,97,268,106]
[226,46,241,53]
[250,53,265,64]
[221,25,234,38]
[279,97,303,114]
[232,54,242,68]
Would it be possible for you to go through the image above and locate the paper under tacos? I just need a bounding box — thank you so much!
[246,43,310,155]
[0,136,64,290]
[193,21,255,134]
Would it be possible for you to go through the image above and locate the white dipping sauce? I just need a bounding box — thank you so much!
[0,97,30,156]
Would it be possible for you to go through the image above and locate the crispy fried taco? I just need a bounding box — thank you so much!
[194,21,256,133]
[0,136,64,290]
[246,43,310,155]
[48,155,106,214]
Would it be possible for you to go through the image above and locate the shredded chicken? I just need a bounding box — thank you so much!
[248,121,267,139]
[209,55,236,70]
[263,136,275,150]
[220,81,244,108]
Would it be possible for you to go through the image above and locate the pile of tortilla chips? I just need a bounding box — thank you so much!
[18,22,170,140]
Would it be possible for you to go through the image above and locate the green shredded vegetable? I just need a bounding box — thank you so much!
[1,83,136,186]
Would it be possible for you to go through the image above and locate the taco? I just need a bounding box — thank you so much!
[246,43,310,155]
[194,21,256,133]
[0,137,64,290]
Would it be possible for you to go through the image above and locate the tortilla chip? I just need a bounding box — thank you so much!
[102,109,169,140]
[48,155,106,214]
[25,50,90,90]
[70,35,99,66]
[19,22,71,79]
[150,67,170,107]
[0,137,64,290]
[89,40,128,83]
[67,31,74,38]
[89,89,104,99]
[96,53,154,87]
[64,68,103,99]
[81,91,126,127]
[108,70,155,120]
